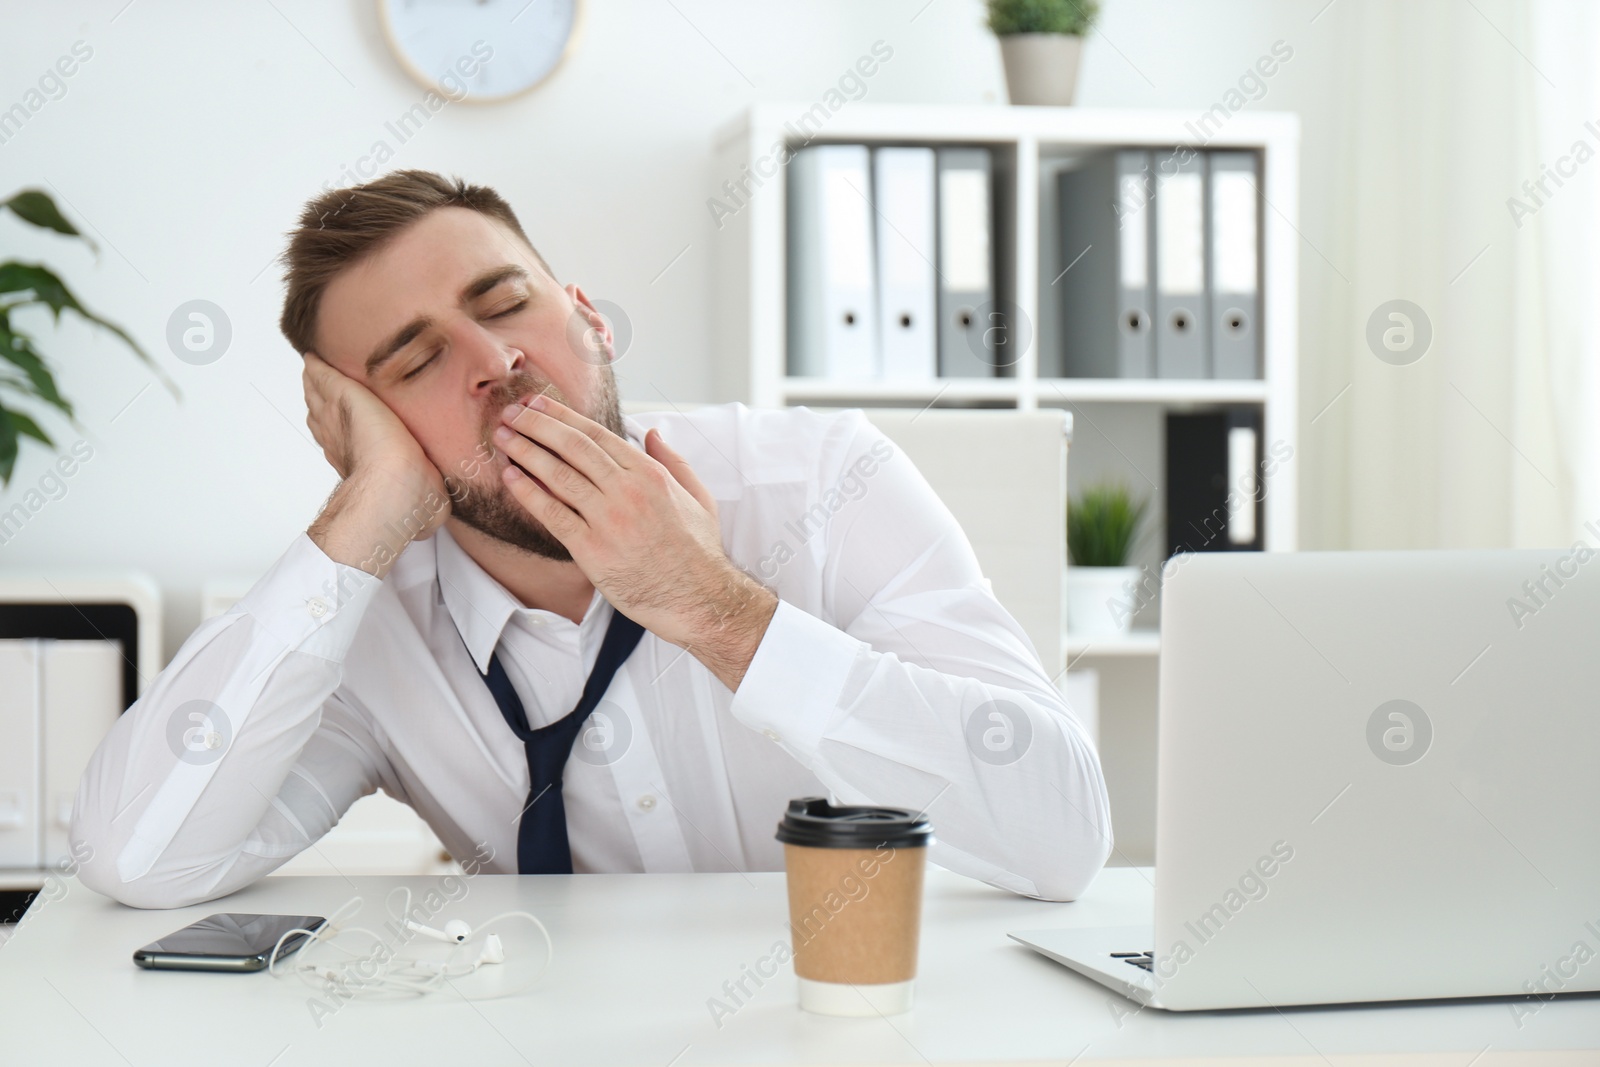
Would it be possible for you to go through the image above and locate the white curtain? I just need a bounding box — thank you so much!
[1523,0,1600,540]
[1305,0,1592,549]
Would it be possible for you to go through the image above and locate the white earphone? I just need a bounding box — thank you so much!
[404,917,473,944]
[416,934,504,972]
[269,886,550,1002]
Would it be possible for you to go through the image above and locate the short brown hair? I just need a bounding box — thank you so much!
[277,169,554,357]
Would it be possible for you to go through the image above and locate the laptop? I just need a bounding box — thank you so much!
[1011,549,1600,1010]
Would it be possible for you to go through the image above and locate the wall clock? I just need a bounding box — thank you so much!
[378,0,582,104]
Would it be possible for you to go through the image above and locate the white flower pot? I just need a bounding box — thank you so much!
[998,33,1085,107]
[1066,565,1139,637]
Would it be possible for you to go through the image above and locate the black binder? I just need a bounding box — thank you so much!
[1165,407,1264,557]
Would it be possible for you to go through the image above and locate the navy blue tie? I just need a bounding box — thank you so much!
[478,605,645,874]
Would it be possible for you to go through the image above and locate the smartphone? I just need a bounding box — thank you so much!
[133,912,327,972]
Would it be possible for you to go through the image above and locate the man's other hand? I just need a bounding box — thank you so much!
[493,395,777,690]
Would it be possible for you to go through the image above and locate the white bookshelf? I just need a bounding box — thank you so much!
[1039,377,1272,404]
[710,102,1299,550]
[1066,628,1161,659]
[710,103,1300,866]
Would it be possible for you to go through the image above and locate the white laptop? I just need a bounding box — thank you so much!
[1011,549,1600,1010]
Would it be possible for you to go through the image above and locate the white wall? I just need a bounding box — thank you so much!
[0,0,1567,660]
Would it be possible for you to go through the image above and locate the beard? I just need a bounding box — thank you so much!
[444,367,624,562]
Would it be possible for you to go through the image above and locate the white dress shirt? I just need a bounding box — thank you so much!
[72,402,1112,909]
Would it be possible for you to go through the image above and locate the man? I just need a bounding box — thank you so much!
[72,170,1111,909]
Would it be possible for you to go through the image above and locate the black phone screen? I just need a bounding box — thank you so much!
[136,913,327,964]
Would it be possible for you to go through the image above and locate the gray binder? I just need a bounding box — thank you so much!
[1153,148,1209,378]
[1055,150,1154,378]
[935,147,994,377]
[1207,151,1262,380]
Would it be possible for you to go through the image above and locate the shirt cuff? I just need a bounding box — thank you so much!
[233,532,383,663]
[728,598,862,760]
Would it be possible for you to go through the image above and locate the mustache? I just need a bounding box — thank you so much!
[481,374,559,435]
[475,374,566,497]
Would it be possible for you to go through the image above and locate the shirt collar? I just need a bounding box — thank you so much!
[437,413,648,675]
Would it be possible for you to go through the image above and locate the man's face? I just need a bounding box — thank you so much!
[314,206,622,560]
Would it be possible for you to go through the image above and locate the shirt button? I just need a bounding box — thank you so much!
[762,728,781,742]
[636,794,657,812]
[307,597,330,619]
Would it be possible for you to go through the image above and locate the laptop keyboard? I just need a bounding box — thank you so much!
[1111,951,1155,972]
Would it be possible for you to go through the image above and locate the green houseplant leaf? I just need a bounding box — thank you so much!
[1067,482,1148,567]
[1,311,73,418]
[987,0,1101,36]
[3,190,87,242]
[0,262,178,394]
[0,399,49,484]
[0,188,179,487]
[0,358,71,415]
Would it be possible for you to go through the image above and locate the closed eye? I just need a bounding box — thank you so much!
[400,298,526,381]
[402,350,440,381]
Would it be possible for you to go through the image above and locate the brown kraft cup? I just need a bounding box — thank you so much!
[776,796,934,1016]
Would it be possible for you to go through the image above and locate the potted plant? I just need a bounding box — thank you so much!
[1,188,174,485]
[1066,481,1147,637]
[987,0,1099,107]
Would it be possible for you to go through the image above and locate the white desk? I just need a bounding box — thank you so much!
[1,867,1595,1065]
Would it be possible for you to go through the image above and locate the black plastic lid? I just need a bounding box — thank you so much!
[774,797,934,850]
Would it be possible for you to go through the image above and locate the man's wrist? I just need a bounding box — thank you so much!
[678,563,779,692]
[308,469,445,579]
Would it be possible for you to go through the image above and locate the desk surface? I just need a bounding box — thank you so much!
[1,867,1596,1066]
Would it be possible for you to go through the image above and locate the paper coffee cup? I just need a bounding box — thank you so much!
[776,796,934,1016]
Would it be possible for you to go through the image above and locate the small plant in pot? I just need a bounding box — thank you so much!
[987,0,1100,106]
[1066,481,1147,637]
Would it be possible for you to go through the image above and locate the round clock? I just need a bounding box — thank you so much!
[377,0,582,104]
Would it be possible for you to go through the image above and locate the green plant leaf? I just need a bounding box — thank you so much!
[0,260,181,400]
[987,0,1100,35]
[0,319,73,418]
[0,407,17,486]
[5,406,52,448]
[1067,482,1148,567]
[2,190,87,243]
[0,260,105,323]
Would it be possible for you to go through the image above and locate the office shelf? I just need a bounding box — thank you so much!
[781,376,1021,403]
[1065,628,1161,658]
[710,101,1298,554]
[780,377,1272,407]
[1038,378,1271,405]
